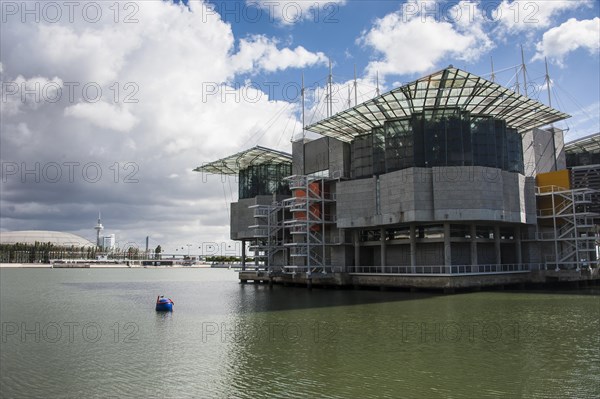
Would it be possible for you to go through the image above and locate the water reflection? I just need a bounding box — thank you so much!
[1,268,598,398]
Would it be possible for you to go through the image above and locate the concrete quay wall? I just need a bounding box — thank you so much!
[239,269,600,291]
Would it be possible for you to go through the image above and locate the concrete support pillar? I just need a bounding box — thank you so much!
[494,225,501,265]
[254,239,259,268]
[515,226,522,266]
[380,227,386,270]
[241,239,246,271]
[470,224,477,267]
[353,230,360,271]
[410,224,416,273]
[444,223,451,272]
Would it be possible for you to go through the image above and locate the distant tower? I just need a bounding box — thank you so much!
[94,213,104,247]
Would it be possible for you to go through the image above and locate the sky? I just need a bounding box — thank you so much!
[1,0,599,255]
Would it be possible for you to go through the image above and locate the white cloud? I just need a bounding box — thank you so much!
[1,75,63,116]
[562,101,600,139]
[494,0,592,33]
[232,35,328,73]
[358,1,493,79]
[250,0,346,25]
[64,101,139,133]
[533,17,600,65]
[0,0,324,252]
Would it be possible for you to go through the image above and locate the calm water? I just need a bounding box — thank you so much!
[0,268,598,398]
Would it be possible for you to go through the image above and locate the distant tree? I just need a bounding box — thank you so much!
[155,245,162,259]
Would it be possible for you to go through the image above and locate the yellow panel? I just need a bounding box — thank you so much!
[536,169,570,190]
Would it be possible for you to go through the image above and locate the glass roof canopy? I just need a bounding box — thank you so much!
[305,67,570,142]
[193,146,292,175]
[565,133,600,154]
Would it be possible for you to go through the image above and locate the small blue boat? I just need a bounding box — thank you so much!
[155,295,174,311]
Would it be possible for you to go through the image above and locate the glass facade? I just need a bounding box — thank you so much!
[351,134,374,179]
[351,108,524,178]
[238,163,292,199]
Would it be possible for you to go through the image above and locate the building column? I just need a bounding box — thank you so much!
[470,224,478,267]
[380,227,386,271]
[353,230,360,272]
[444,223,451,273]
[515,226,522,266]
[254,238,259,268]
[410,224,416,273]
[241,239,246,271]
[494,225,501,265]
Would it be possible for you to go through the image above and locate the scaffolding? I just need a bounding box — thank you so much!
[535,185,599,270]
[283,175,334,275]
[248,201,287,270]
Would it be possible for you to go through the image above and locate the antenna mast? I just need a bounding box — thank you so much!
[376,71,380,96]
[347,84,351,108]
[301,72,305,140]
[328,59,333,117]
[354,64,358,106]
[544,57,552,108]
[490,56,495,83]
[515,66,520,95]
[520,44,528,97]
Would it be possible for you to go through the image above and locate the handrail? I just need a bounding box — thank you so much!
[347,263,543,275]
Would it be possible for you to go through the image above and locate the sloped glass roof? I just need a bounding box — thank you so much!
[565,133,600,154]
[305,67,570,142]
[193,146,292,175]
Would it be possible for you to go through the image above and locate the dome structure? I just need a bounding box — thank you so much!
[0,231,95,248]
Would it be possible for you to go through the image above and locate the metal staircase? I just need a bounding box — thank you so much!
[248,201,287,269]
[283,175,334,275]
[536,185,599,270]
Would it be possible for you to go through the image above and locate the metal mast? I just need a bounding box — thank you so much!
[544,57,553,108]
[328,59,333,117]
[520,45,528,97]
[301,72,305,140]
[354,64,358,106]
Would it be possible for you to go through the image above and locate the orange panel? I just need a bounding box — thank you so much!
[536,169,570,190]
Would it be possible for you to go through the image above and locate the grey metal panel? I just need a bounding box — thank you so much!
[229,196,276,240]
[292,140,305,175]
[304,137,329,174]
[328,138,351,178]
[336,177,377,228]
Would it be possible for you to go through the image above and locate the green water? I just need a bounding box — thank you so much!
[0,268,598,398]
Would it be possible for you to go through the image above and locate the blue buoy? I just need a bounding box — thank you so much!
[155,295,174,311]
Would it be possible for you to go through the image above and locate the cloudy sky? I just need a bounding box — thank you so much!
[1,0,599,255]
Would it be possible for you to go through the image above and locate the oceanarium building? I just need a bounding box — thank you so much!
[196,67,599,288]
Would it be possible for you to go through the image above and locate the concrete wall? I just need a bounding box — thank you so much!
[292,137,351,178]
[336,166,535,228]
[336,177,377,227]
[292,139,306,175]
[416,242,444,265]
[330,245,353,269]
[386,245,411,266]
[380,168,434,224]
[523,127,566,176]
[524,177,537,224]
[304,137,329,174]
[329,138,351,178]
[230,195,283,240]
